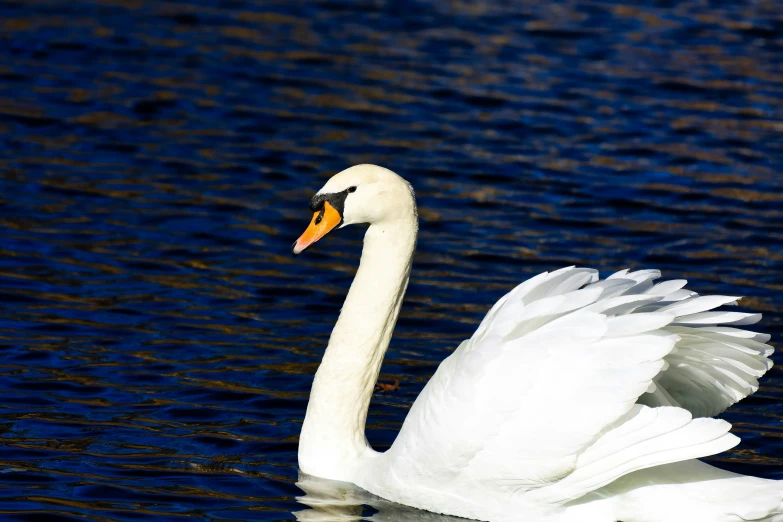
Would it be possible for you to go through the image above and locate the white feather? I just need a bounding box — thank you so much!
[371,267,777,514]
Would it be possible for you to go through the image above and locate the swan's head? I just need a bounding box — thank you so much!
[292,164,415,256]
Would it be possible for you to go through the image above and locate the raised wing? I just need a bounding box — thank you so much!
[375,267,773,505]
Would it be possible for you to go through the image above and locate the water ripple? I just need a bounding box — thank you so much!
[0,0,781,520]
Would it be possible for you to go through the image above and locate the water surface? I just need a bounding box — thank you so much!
[0,0,782,520]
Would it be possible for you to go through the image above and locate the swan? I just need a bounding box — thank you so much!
[291,164,781,522]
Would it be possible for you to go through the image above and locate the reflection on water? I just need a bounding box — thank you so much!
[0,0,781,519]
[295,473,470,522]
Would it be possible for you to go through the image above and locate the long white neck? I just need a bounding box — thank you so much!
[298,214,417,480]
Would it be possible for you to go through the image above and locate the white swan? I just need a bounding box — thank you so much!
[291,164,781,522]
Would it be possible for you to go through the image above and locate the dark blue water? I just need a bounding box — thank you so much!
[0,0,782,519]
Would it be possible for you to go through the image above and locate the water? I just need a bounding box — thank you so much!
[0,0,782,519]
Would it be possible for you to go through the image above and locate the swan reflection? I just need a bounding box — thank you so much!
[294,472,474,522]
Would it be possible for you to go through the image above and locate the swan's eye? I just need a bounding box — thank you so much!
[347,186,357,193]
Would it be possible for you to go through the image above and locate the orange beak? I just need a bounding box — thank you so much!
[291,201,342,256]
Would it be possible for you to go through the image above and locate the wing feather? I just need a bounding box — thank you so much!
[377,267,774,506]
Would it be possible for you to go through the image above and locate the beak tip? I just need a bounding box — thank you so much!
[291,241,300,257]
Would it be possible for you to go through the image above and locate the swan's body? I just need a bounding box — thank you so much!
[293,165,781,522]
